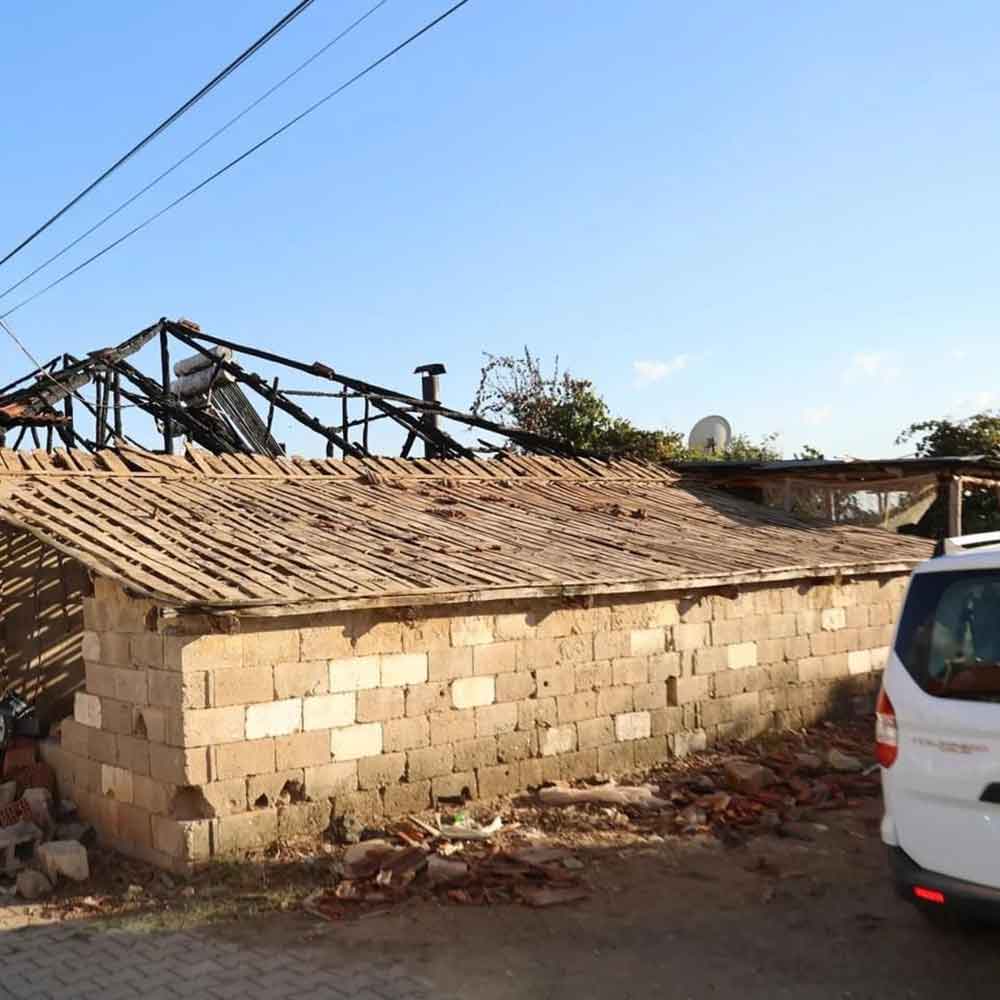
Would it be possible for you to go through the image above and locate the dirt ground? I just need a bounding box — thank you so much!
[6,724,1000,998]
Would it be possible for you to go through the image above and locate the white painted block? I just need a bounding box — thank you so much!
[629,628,665,656]
[614,711,651,742]
[330,722,383,761]
[329,656,380,692]
[539,724,577,757]
[74,692,102,729]
[303,692,356,731]
[821,608,847,631]
[381,653,428,687]
[245,698,302,739]
[451,676,495,709]
[727,642,758,670]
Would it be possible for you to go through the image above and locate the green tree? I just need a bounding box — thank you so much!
[472,349,780,462]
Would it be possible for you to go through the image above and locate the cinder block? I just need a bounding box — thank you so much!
[117,735,150,776]
[275,731,329,770]
[304,692,356,730]
[202,778,250,815]
[75,692,102,729]
[328,655,380,693]
[333,788,383,824]
[727,642,758,670]
[672,623,709,651]
[821,608,847,631]
[151,816,211,862]
[577,716,615,749]
[433,771,478,801]
[495,611,530,640]
[358,753,406,790]
[131,633,164,669]
[246,699,302,740]
[670,729,708,758]
[517,637,561,671]
[135,707,168,744]
[356,687,405,723]
[612,657,649,686]
[401,616,452,652]
[649,653,682,681]
[810,632,836,656]
[650,707,683,736]
[615,711,651,742]
[535,667,574,698]
[453,737,499,771]
[497,730,534,762]
[430,709,476,746]
[452,676,496,709]
[101,764,134,803]
[496,672,536,703]
[304,760,358,799]
[351,620,404,656]
[330,723,382,762]
[556,691,597,725]
[473,642,519,675]
[381,653,428,687]
[150,745,210,785]
[593,631,631,660]
[476,702,519,737]
[383,716,430,752]
[215,810,278,854]
[633,736,668,770]
[210,667,272,708]
[407,745,454,780]
[540,724,577,757]
[693,647,726,675]
[560,748,600,780]
[88,728,118,766]
[274,660,329,698]
[243,629,298,668]
[60,719,91,758]
[300,625,352,661]
[630,628,665,656]
[531,607,576,638]
[428,647,474,682]
[164,634,243,671]
[596,686,634,716]
[405,682,452,716]
[213,738,276,781]
[574,662,612,692]
[784,635,811,661]
[278,801,333,840]
[148,670,208,710]
[633,682,667,711]
[710,619,742,646]
[477,763,519,799]
[384,780,431,814]
[451,616,495,647]
[132,775,172,816]
[767,614,797,639]
[518,697,557,731]
[554,636,593,663]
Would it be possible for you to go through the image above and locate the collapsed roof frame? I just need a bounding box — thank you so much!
[0,318,578,459]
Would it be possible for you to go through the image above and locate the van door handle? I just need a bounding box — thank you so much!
[980,784,1000,804]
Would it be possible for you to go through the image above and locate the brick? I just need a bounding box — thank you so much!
[212,738,277,781]
[215,810,278,854]
[356,687,405,722]
[210,666,273,708]
[433,771,478,801]
[596,686,633,716]
[453,737,498,771]
[151,817,211,861]
[384,780,432,814]
[476,702,519,737]
[358,753,406,789]
[431,709,476,746]
[304,761,358,799]
[407,745,454,780]
[535,666,574,697]
[275,730,329,770]
[406,681,452,716]
[518,697,557,730]
[164,633,243,671]
[821,608,847,631]
[540,724,577,756]
[74,692,102,729]
[150,745,210,785]
[556,691,597,725]
[727,642,758,670]
[381,653,428,687]
[615,711,651,742]
[672,623,708,651]
[612,657,649,686]
[692,646,727,675]
[497,730,534,762]
[428,646,474,681]
[243,629,298,668]
[630,628,665,656]
[304,692,356,730]
[452,676,495,709]
[451,616,494,647]
[477,763,519,799]
[246,699,301,740]
[384,716,430,752]
[117,735,150,775]
[101,764,134,803]
[577,716,615,749]
[330,723,382,761]
[274,660,328,698]
[300,625,352,661]
[148,669,207,710]
[473,642,519,675]
[496,672,537,703]
[633,682,667,710]
[593,631,631,660]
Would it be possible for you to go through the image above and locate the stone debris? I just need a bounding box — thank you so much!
[0,781,16,807]
[37,841,90,883]
[16,869,52,901]
[827,748,864,773]
[723,761,778,795]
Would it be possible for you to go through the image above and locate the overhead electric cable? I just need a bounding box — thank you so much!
[0,0,321,271]
[0,0,473,320]
[0,0,389,306]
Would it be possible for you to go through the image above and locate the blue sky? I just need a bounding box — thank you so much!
[1,1,997,458]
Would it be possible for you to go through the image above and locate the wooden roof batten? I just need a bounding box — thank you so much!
[0,447,934,617]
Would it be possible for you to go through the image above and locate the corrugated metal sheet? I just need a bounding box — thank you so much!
[0,447,933,613]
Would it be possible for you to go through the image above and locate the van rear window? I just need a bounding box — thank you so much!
[895,571,1000,701]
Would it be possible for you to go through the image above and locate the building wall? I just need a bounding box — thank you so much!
[46,572,909,871]
[0,526,87,723]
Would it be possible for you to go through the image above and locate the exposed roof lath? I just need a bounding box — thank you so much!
[0,448,933,616]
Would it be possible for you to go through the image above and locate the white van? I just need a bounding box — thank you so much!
[880,531,1000,918]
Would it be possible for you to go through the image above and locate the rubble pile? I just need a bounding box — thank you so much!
[0,705,93,902]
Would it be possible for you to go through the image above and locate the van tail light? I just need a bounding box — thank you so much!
[876,688,898,768]
[914,887,945,905]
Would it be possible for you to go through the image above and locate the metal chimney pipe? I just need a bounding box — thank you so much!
[413,363,446,458]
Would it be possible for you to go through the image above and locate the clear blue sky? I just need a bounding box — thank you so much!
[2,1,997,458]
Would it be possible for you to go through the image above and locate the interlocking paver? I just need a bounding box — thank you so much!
[0,922,444,1000]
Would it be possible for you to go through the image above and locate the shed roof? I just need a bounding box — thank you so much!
[0,448,932,615]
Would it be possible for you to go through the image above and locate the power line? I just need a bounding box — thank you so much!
[0,0,473,321]
[0,0,321,273]
[0,0,389,307]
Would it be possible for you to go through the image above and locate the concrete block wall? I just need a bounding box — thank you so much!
[43,572,909,870]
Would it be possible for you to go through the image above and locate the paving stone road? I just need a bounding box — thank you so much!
[0,922,436,1000]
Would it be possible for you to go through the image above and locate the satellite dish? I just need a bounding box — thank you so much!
[688,414,733,454]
